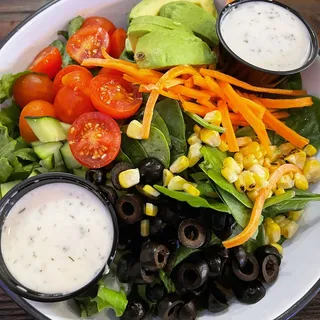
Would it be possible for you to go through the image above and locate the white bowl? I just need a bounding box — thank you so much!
[0,0,319,319]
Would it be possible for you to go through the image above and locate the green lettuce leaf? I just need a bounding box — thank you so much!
[0,158,13,183]
[159,270,176,293]
[0,72,30,103]
[0,101,20,137]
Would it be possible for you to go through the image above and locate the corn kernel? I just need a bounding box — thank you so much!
[187,133,202,145]
[269,163,280,174]
[163,169,173,187]
[275,188,286,196]
[193,124,201,134]
[304,144,317,157]
[258,157,264,166]
[287,210,304,221]
[144,203,158,217]
[281,220,299,239]
[218,140,229,152]
[255,150,264,160]
[267,190,273,198]
[303,159,320,183]
[240,171,256,191]
[126,120,143,139]
[223,157,242,174]
[285,150,307,170]
[240,141,260,156]
[277,174,294,189]
[263,158,272,168]
[265,222,281,243]
[204,110,222,126]
[279,142,295,156]
[278,218,291,229]
[270,243,283,255]
[247,190,259,201]
[234,175,246,193]
[264,217,274,226]
[243,154,258,170]
[143,185,160,197]
[274,215,286,224]
[200,128,221,147]
[140,219,150,237]
[267,146,281,162]
[236,137,252,148]
[188,143,203,167]
[170,156,189,173]
[119,168,140,189]
[221,166,238,183]
[183,183,200,196]
[294,172,309,190]
[248,164,270,180]
[234,152,244,164]
[252,173,269,190]
[260,145,268,157]
[168,176,187,190]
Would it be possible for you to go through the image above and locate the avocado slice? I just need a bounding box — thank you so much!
[128,16,192,51]
[159,1,219,47]
[129,0,217,22]
[135,29,216,69]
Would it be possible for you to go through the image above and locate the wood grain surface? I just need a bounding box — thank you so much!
[0,0,319,319]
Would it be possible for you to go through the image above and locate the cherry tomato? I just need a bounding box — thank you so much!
[13,74,54,108]
[110,28,127,59]
[99,68,123,77]
[68,112,121,168]
[53,65,92,95]
[19,100,56,143]
[28,46,62,79]
[81,17,116,36]
[66,26,110,65]
[54,86,96,124]
[61,70,93,96]
[90,75,142,119]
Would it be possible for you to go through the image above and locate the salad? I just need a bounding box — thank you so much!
[0,0,320,319]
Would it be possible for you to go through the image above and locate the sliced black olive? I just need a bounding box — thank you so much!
[233,279,266,304]
[203,249,222,278]
[232,254,259,282]
[128,261,155,284]
[151,225,180,253]
[115,194,144,224]
[211,212,228,231]
[146,283,166,303]
[149,218,165,235]
[178,301,197,320]
[178,219,207,249]
[140,241,170,271]
[208,282,229,313]
[139,157,164,184]
[231,246,248,269]
[260,254,280,283]
[177,260,209,290]
[85,169,106,185]
[157,294,184,320]
[110,162,134,190]
[116,253,135,283]
[211,244,230,260]
[98,185,118,206]
[214,225,234,241]
[121,297,149,320]
[254,245,282,266]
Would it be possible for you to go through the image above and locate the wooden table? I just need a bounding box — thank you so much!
[0,0,319,319]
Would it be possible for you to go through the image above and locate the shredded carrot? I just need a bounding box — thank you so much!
[223,164,301,248]
[263,110,309,148]
[200,69,306,96]
[123,74,145,84]
[193,75,208,89]
[218,100,239,152]
[169,85,211,101]
[254,96,314,109]
[101,47,139,69]
[197,99,217,110]
[241,98,266,119]
[185,77,194,88]
[272,111,290,119]
[181,100,211,117]
[163,79,185,89]
[204,76,226,99]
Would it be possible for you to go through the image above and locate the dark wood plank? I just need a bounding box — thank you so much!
[0,0,319,319]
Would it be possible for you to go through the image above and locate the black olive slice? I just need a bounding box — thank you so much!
[233,279,266,304]
[178,219,207,249]
[115,194,143,224]
[260,254,280,283]
[98,185,118,206]
[85,168,106,185]
[140,241,170,271]
[232,254,259,282]
[138,157,164,185]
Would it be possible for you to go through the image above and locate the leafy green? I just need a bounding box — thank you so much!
[263,201,307,218]
[197,182,217,197]
[50,40,65,55]
[190,172,208,184]
[121,132,148,166]
[151,109,171,147]
[159,270,176,293]
[14,148,38,162]
[57,30,69,40]
[115,149,133,164]
[235,126,256,138]
[0,101,20,137]
[68,16,84,37]
[62,50,77,68]
[185,112,225,133]
[154,185,229,212]
[278,73,302,90]
[263,190,296,209]
[171,247,199,269]
[0,158,13,183]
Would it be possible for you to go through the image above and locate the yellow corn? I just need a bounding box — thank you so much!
[248,164,270,180]
[265,221,281,243]
[170,156,189,173]
[240,171,256,191]
[258,157,264,166]
[236,137,252,148]
[252,173,269,190]
[243,154,259,170]
[218,140,229,152]
[234,175,246,193]
[183,183,200,196]
[254,150,264,160]
[278,218,291,229]
[188,143,203,167]
[279,142,295,156]
[240,141,260,156]
[204,110,222,126]
[285,150,307,170]
[140,219,150,237]
[200,128,221,147]
[247,189,259,202]
[194,124,201,134]
[144,203,158,217]
[264,217,274,226]
[223,157,242,174]
[269,163,280,174]
[270,243,283,255]
[267,146,281,162]
[259,145,268,157]
[168,176,187,191]
[304,144,317,157]
[294,172,309,190]
[187,133,202,145]
[119,168,140,189]
[266,190,273,198]
[221,166,239,183]
[274,188,285,196]
[126,120,143,139]
[263,158,272,168]
[143,185,160,197]
[277,174,294,189]
[287,210,304,221]
[274,215,286,224]
[303,159,320,183]
[262,225,270,245]
[163,169,173,187]
[281,220,299,239]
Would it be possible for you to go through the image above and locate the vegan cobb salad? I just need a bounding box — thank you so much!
[0,0,319,318]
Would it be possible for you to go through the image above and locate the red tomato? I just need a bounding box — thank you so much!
[90,75,142,119]
[53,65,92,95]
[66,26,110,65]
[99,68,123,77]
[110,28,127,59]
[61,70,93,96]
[54,86,95,124]
[19,100,56,143]
[81,17,116,36]
[68,112,121,168]
[28,46,62,79]
[13,74,54,108]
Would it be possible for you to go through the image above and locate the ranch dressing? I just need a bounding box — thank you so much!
[1,183,114,295]
[220,1,311,71]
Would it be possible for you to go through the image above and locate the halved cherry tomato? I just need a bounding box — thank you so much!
[110,28,127,59]
[68,112,121,168]
[90,75,142,119]
[28,46,62,79]
[99,68,123,77]
[61,70,93,96]
[53,65,92,95]
[66,26,110,65]
[13,74,54,108]
[19,100,56,143]
[81,17,116,36]
[54,86,96,124]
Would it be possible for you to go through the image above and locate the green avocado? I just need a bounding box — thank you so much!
[128,16,192,51]
[159,1,219,46]
[134,29,216,69]
[129,0,217,22]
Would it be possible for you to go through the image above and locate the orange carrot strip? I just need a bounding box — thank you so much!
[231,120,250,127]
[272,111,290,119]
[223,164,301,248]
[241,98,266,119]
[139,85,184,100]
[169,85,211,100]
[200,69,306,96]
[218,100,239,152]
[163,79,185,89]
[193,75,208,89]
[263,110,309,148]
[197,99,217,110]
[185,77,195,88]
[123,74,145,84]
[181,100,211,117]
[101,47,139,69]
[255,96,314,109]
[204,76,226,99]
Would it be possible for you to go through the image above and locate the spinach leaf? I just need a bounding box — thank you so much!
[154,185,229,212]
[293,189,320,200]
[197,182,218,197]
[170,247,199,269]
[121,134,148,167]
[185,112,225,133]
[263,190,296,209]
[62,50,77,68]
[263,201,307,218]
[159,270,175,293]
[278,73,302,90]
[57,30,69,40]
[0,158,13,183]
[151,109,171,148]
[190,172,208,184]
[68,16,84,38]
[235,126,256,138]
[115,149,133,164]
[50,40,65,55]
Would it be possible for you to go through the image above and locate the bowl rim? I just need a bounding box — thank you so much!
[0,0,319,319]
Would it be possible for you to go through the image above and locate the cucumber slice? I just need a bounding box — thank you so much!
[33,142,63,160]
[52,152,67,172]
[30,141,44,147]
[25,116,67,142]
[61,122,71,134]
[73,168,87,178]
[1,180,21,197]
[39,154,54,170]
[60,142,81,169]
[28,167,49,177]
